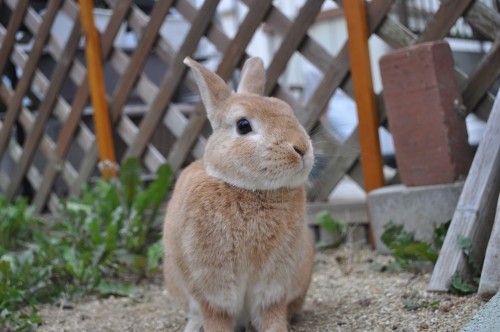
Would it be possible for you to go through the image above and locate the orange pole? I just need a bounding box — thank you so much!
[344,0,385,247]
[79,0,117,178]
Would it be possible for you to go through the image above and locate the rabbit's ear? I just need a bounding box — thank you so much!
[184,57,231,125]
[237,57,265,96]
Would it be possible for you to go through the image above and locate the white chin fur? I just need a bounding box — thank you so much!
[205,164,308,191]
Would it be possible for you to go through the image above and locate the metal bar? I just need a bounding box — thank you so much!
[344,0,385,247]
[78,0,117,178]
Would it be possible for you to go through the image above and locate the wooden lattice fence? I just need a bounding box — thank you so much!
[0,0,499,216]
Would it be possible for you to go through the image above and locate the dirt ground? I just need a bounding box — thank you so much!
[38,245,485,332]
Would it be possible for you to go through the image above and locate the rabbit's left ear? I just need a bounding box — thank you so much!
[184,57,231,127]
[237,57,265,96]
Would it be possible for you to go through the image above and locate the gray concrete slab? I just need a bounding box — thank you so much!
[460,292,500,332]
[367,182,464,254]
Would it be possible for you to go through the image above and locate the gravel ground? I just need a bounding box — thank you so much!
[38,245,485,332]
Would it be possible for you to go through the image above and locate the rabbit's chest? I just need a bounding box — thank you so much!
[232,215,281,259]
[195,198,290,258]
[190,181,303,267]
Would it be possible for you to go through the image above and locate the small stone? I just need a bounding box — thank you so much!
[359,298,371,307]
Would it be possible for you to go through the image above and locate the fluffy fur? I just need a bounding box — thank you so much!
[163,56,314,332]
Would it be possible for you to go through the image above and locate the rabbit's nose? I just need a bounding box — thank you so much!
[293,145,305,157]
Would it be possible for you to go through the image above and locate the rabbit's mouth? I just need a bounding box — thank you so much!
[205,162,311,191]
[299,153,313,171]
[294,162,314,183]
[297,147,314,173]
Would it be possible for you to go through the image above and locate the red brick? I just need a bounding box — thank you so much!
[380,41,472,186]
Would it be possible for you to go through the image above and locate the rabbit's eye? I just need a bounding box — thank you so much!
[236,118,252,135]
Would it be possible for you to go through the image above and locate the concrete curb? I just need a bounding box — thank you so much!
[460,292,500,331]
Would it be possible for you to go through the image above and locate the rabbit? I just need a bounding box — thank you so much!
[163,56,314,332]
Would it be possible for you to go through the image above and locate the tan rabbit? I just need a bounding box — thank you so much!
[163,56,314,332]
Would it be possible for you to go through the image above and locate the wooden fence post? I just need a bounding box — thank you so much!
[429,87,500,292]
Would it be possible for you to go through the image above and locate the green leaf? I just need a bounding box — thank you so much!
[393,242,438,263]
[317,212,347,235]
[381,222,405,248]
[317,211,338,234]
[105,217,119,254]
[147,240,163,273]
[119,157,142,210]
[457,235,481,274]
[403,299,441,310]
[114,250,148,273]
[402,299,421,310]
[457,235,474,257]
[96,280,136,297]
[87,218,102,244]
[92,244,107,266]
[430,300,441,308]
[62,247,80,278]
[65,201,92,215]
[449,274,478,295]
[386,260,408,272]
[135,163,173,214]
[316,211,347,248]
[378,222,443,273]
[433,220,450,250]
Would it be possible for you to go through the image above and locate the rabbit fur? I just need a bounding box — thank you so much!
[163,56,314,332]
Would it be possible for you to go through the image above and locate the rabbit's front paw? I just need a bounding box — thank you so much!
[252,300,288,332]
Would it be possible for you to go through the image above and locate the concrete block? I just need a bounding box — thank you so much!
[368,182,464,254]
[380,41,473,186]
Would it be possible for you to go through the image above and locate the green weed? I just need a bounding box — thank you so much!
[403,299,441,310]
[448,235,481,295]
[377,222,481,295]
[316,211,347,249]
[449,274,479,295]
[375,222,445,272]
[0,157,172,331]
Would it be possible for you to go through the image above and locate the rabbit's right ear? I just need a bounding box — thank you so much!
[184,57,231,127]
[237,57,265,95]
